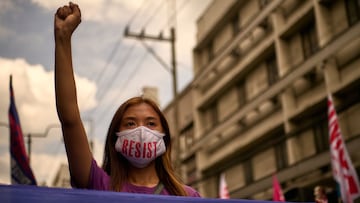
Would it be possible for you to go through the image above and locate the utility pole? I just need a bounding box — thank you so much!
[26,124,61,164]
[124,27,181,170]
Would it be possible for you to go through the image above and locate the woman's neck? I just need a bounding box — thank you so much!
[128,162,159,187]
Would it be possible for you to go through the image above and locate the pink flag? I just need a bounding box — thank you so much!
[272,174,285,201]
[328,94,360,203]
[219,173,230,199]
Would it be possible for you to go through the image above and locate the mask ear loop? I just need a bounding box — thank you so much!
[153,182,164,194]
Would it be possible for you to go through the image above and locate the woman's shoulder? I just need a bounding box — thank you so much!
[88,158,110,190]
[183,185,201,197]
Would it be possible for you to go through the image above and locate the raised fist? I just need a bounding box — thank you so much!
[57,4,72,20]
[54,2,81,39]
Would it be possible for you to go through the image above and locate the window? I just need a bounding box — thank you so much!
[231,14,240,35]
[244,160,253,184]
[275,140,287,169]
[217,87,240,122]
[185,128,194,147]
[313,118,328,153]
[180,125,194,151]
[245,66,268,100]
[238,81,246,106]
[226,164,246,191]
[252,148,276,180]
[345,0,360,26]
[207,42,214,62]
[202,103,218,132]
[287,129,317,165]
[301,23,318,59]
[266,56,279,85]
[259,0,269,9]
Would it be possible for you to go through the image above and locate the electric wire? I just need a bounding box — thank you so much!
[142,0,168,27]
[126,0,150,25]
[94,49,150,124]
[87,0,168,119]
[87,0,165,113]
[91,0,193,128]
[160,0,189,31]
[95,0,191,118]
[90,40,138,108]
[81,0,148,114]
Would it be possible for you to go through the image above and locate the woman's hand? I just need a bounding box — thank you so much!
[54,2,81,40]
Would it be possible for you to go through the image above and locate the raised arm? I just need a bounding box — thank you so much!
[54,2,92,188]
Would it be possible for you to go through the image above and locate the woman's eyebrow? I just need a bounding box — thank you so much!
[145,116,158,120]
[122,117,136,121]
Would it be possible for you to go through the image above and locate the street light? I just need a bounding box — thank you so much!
[0,122,9,128]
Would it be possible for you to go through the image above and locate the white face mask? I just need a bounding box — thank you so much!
[115,126,166,168]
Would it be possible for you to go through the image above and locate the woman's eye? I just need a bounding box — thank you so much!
[126,122,136,127]
[147,122,156,127]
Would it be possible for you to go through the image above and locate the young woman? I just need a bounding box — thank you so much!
[54,2,200,196]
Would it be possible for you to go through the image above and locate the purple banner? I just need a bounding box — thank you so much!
[0,184,310,203]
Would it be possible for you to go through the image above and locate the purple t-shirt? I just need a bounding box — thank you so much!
[86,159,201,197]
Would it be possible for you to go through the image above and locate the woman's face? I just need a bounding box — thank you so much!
[119,102,164,133]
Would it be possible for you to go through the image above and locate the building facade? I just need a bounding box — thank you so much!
[164,0,360,201]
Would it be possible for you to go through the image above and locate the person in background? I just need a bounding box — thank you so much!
[314,185,328,203]
[54,2,200,197]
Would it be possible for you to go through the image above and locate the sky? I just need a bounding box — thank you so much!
[0,0,212,186]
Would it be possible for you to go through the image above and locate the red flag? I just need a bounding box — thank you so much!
[272,174,285,201]
[328,94,360,203]
[8,75,37,185]
[219,173,230,199]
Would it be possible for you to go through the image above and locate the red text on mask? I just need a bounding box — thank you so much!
[121,140,157,158]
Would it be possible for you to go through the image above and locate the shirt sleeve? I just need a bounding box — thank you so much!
[184,185,201,197]
[87,159,111,191]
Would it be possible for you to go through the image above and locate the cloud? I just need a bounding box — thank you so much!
[0,57,97,185]
[31,0,143,24]
[0,57,97,132]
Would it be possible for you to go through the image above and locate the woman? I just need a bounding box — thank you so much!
[54,2,200,196]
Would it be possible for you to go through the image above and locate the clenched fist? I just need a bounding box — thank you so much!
[54,2,81,40]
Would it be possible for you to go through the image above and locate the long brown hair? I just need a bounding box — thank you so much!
[102,96,187,196]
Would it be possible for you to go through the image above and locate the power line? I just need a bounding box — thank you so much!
[86,1,201,157]
[94,48,150,124]
[160,0,190,31]
[89,0,184,128]
[81,0,149,114]
[90,40,138,112]
[127,0,150,25]
[139,40,171,72]
[89,0,169,109]
[81,36,123,111]
[86,0,169,117]
[142,0,168,27]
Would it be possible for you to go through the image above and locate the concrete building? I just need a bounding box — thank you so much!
[164,0,360,201]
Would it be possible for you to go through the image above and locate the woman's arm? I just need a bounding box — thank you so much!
[54,2,92,188]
